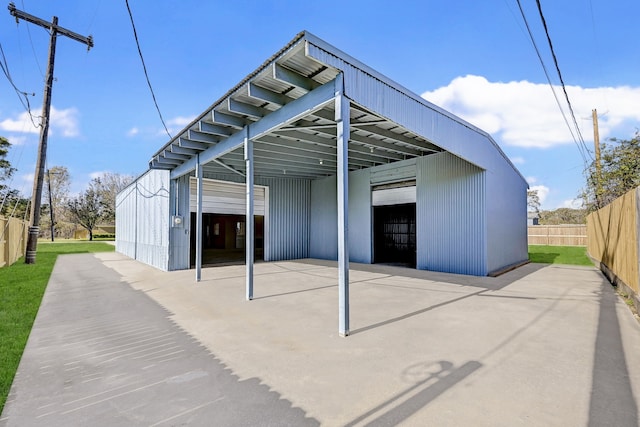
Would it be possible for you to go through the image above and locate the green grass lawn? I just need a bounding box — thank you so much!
[0,241,114,413]
[528,245,594,266]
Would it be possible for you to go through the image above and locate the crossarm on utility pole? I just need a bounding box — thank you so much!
[8,3,94,49]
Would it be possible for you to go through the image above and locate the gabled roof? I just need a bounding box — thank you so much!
[150,31,524,183]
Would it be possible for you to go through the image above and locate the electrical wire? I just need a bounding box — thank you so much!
[515,0,588,165]
[20,0,44,78]
[535,0,592,161]
[0,41,40,129]
[124,0,172,140]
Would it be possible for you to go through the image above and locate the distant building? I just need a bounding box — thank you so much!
[528,212,540,226]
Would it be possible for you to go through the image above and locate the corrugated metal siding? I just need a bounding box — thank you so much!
[416,153,487,275]
[348,169,372,263]
[310,176,338,260]
[261,178,310,261]
[486,168,529,272]
[115,169,170,271]
[169,174,191,270]
[115,181,137,259]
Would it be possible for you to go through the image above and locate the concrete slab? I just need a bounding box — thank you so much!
[2,252,640,426]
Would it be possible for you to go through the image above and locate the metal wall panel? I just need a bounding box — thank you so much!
[261,178,310,261]
[310,175,337,260]
[169,174,191,271]
[485,167,529,273]
[416,152,487,275]
[115,181,137,259]
[348,168,372,263]
[115,169,171,271]
[310,168,376,263]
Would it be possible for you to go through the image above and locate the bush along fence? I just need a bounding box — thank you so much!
[0,216,29,268]
[587,186,640,311]
[528,225,587,246]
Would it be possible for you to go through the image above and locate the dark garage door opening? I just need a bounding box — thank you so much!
[374,203,416,267]
[190,213,264,267]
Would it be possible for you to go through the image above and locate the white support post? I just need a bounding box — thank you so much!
[245,129,254,300]
[195,154,203,282]
[336,80,350,337]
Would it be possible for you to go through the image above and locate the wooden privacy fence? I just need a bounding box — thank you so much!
[0,216,29,268]
[587,187,639,299]
[528,225,587,246]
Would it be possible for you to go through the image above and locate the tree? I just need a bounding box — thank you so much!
[584,132,640,211]
[42,166,71,239]
[91,172,133,224]
[527,189,540,214]
[66,179,106,241]
[0,136,20,217]
[539,208,587,225]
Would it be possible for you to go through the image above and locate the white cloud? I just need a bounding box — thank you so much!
[167,116,195,127]
[529,184,549,205]
[510,156,525,165]
[0,112,39,134]
[526,176,537,185]
[161,115,196,137]
[560,198,585,209]
[50,107,80,137]
[127,127,139,137]
[0,106,79,137]
[6,135,28,146]
[422,75,640,148]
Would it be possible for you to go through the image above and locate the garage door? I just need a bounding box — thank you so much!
[372,180,416,266]
[189,178,266,215]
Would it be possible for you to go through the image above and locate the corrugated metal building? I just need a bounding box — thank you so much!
[116,31,528,335]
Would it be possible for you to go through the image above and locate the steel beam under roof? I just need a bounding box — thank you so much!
[150,34,444,181]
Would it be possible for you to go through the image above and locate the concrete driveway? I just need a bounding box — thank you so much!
[2,252,639,426]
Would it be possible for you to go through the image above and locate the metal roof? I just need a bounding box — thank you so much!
[149,31,444,180]
[149,31,524,183]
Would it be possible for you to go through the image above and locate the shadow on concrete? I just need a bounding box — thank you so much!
[344,360,482,426]
[588,280,638,427]
[0,254,320,426]
[347,262,548,335]
[290,258,549,291]
[252,284,337,300]
[350,289,487,335]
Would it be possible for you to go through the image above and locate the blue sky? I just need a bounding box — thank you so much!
[1,1,639,209]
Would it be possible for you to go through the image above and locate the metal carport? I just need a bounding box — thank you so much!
[139,31,528,337]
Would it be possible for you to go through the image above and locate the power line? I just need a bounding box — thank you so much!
[124,0,172,139]
[20,0,44,78]
[515,0,588,165]
[0,40,40,128]
[534,0,592,161]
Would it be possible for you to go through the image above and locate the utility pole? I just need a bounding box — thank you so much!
[47,169,54,241]
[8,3,93,263]
[592,109,602,208]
